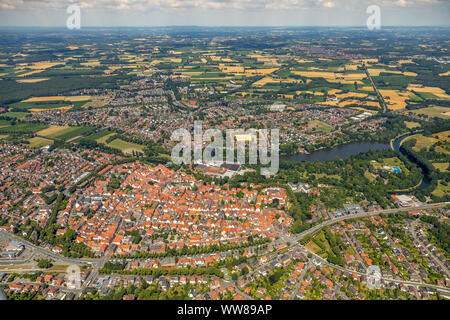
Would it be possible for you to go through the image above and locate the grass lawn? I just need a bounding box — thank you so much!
[49,265,69,271]
[308,120,333,134]
[305,240,322,255]
[364,170,376,182]
[28,136,53,148]
[411,106,450,119]
[408,134,438,152]
[46,126,93,141]
[3,111,30,119]
[432,181,450,198]
[37,125,69,138]
[0,122,49,134]
[373,157,409,174]
[107,138,145,154]
[96,132,117,144]
[404,121,421,129]
[432,163,449,172]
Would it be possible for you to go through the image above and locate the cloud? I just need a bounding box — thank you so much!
[0,0,448,26]
[0,0,447,11]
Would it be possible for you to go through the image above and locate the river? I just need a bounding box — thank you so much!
[392,132,430,190]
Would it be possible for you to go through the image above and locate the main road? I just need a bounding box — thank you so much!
[0,229,99,266]
[293,202,449,242]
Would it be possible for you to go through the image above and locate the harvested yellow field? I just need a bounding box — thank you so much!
[379,90,409,110]
[397,59,415,65]
[17,70,45,77]
[336,92,368,99]
[338,100,360,107]
[67,46,79,50]
[296,59,314,63]
[408,85,450,100]
[209,56,222,62]
[219,65,245,73]
[200,58,207,63]
[439,71,450,76]
[23,96,66,102]
[433,130,450,142]
[37,125,68,137]
[362,101,381,107]
[27,61,63,70]
[361,86,374,91]
[29,106,71,112]
[368,68,417,77]
[16,78,49,83]
[252,76,301,87]
[65,96,91,102]
[149,60,164,66]
[166,58,182,63]
[81,60,101,67]
[322,100,340,106]
[433,163,449,172]
[327,89,342,96]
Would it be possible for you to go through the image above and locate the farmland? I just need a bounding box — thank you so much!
[107,138,145,155]
[27,136,53,148]
[411,106,450,119]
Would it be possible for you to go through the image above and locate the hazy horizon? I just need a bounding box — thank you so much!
[0,0,449,27]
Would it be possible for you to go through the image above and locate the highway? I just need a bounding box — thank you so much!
[364,65,387,113]
[295,202,449,241]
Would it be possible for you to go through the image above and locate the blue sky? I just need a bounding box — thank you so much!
[0,0,449,27]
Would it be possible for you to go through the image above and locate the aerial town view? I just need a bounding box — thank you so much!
[0,0,449,310]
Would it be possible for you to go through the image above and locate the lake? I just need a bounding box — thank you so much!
[280,141,390,162]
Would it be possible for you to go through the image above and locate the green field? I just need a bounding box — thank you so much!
[107,138,145,154]
[432,181,450,197]
[8,100,69,111]
[83,130,115,143]
[411,106,450,119]
[308,120,334,134]
[3,112,30,119]
[27,136,53,148]
[46,126,94,141]
[0,122,49,134]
